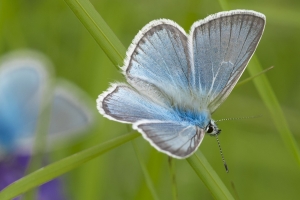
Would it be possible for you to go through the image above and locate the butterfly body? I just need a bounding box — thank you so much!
[97,10,265,158]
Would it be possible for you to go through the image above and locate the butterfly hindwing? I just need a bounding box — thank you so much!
[47,81,94,143]
[133,120,205,158]
[190,10,265,112]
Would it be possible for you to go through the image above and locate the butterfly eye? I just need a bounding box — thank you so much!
[206,124,214,133]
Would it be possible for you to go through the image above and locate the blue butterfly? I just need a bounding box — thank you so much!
[0,51,94,156]
[97,10,265,158]
[0,50,95,199]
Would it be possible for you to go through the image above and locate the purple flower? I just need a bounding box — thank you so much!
[0,155,67,200]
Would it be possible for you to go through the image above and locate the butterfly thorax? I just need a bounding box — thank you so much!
[173,106,219,135]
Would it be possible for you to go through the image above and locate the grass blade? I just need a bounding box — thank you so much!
[217,0,230,11]
[248,56,300,166]
[132,140,160,200]
[0,132,139,200]
[187,153,234,200]
[236,66,274,87]
[63,0,126,67]
[168,157,178,200]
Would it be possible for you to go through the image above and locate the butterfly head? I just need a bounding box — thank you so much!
[205,120,221,136]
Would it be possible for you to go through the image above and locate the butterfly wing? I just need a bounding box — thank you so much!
[190,10,265,112]
[133,120,205,158]
[123,19,192,106]
[97,83,178,123]
[0,53,48,152]
[46,80,94,144]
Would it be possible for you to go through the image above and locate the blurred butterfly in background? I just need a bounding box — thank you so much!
[97,10,265,159]
[0,50,95,199]
[0,50,94,155]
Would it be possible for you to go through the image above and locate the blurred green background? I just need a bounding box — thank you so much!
[1,0,300,199]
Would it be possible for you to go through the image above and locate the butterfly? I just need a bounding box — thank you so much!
[0,50,94,156]
[97,10,265,159]
[0,50,95,199]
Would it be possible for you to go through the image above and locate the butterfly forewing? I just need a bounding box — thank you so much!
[0,59,47,134]
[134,120,205,158]
[124,20,192,104]
[0,57,47,150]
[190,10,265,112]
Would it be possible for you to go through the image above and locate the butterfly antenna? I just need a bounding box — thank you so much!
[216,115,262,123]
[215,135,229,173]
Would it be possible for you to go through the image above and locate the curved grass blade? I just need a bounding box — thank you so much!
[187,153,234,200]
[248,56,300,166]
[0,132,139,200]
[63,0,126,67]
[132,140,160,200]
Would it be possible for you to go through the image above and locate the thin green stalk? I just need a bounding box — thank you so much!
[0,132,140,200]
[132,140,160,200]
[63,0,126,67]
[23,68,55,200]
[187,153,234,200]
[168,157,178,200]
[217,0,230,11]
[248,56,300,166]
[236,66,274,87]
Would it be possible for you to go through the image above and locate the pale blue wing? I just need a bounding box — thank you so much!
[97,83,179,123]
[0,56,47,151]
[190,10,265,112]
[133,120,205,158]
[47,81,94,144]
[123,19,192,106]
